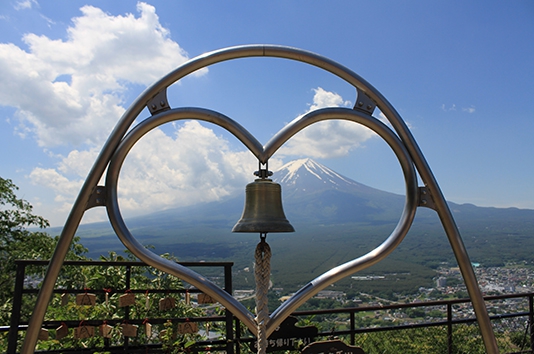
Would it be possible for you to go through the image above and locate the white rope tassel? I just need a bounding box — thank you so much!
[255,234,271,354]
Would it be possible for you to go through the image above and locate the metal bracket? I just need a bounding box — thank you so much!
[353,88,376,115]
[85,185,107,210]
[147,89,170,115]
[418,186,436,210]
[254,169,273,179]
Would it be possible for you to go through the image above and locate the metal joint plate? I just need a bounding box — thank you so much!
[353,88,376,115]
[147,90,170,115]
[85,185,107,210]
[418,186,436,210]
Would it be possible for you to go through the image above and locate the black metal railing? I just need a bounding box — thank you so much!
[290,293,534,354]
[5,260,234,354]
[4,260,534,353]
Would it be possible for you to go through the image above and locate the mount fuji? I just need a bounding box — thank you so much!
[275,158,371,193]
[272,158,405,225]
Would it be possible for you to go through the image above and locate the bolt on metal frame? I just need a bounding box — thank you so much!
[21,45,499,354]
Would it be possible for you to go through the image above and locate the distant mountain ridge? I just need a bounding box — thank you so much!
[70,158,534,295]
[73,157,534,240]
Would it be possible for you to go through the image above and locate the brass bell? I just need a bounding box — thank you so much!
[232,178,295,233]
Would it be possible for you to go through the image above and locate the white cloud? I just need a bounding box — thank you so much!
[116,121,256,214]
[0,2,204,148]
[277,87,375,159]
[30,167,83,203]
[30,121,274,220]
[463,106,476,113]
[441,103,457,111]
[40,14,56,27]
[441,104,475,114]
[14,0,38,10]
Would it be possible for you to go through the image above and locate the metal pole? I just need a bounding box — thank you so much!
[7,261,26,354]
[20,102,144,354]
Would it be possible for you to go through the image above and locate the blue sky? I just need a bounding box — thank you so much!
[0,1,533,227]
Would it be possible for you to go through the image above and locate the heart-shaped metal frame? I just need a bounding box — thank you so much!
[22,45,499,353]
[105,106,418,336]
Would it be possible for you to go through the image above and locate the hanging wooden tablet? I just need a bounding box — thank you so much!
[99,323,112,338]
[118,292,135,307]
[55,324,69,340]
[184,291,190,304]
[177,322,198,334]
[197,293,215,304]
[145,322,152,338]
[121,323,138,337]
[159,297,176,311]
[76,293,96,306]
[74,325,95,339]
[145,293,150,310]
[38,328,49,341]
[61,293,69,306]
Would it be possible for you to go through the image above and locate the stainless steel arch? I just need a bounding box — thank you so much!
[21,45,498,354]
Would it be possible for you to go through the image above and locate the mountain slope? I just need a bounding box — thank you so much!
[274,158,375,196]
[272,158,405,224]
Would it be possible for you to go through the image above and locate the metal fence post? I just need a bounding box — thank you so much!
[350,311,355,346]
[7,261,26,354]
[235,318,241,354]
[447,302,453,354]
[124,264,131,348]
[529,294,534,352]
[224,263,235,354]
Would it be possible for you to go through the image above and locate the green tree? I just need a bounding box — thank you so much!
[0,177,86,324]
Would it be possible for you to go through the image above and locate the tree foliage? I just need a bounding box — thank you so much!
[0,179,214,353]
[0,177,87,323]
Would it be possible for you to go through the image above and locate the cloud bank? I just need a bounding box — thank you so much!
[1,3,377,224]
[0,2,199,147]
[28,86,373,222]
[30,121,261,219]
[277,87,375,158]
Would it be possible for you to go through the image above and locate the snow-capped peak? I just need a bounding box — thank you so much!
[272,158,363,193]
